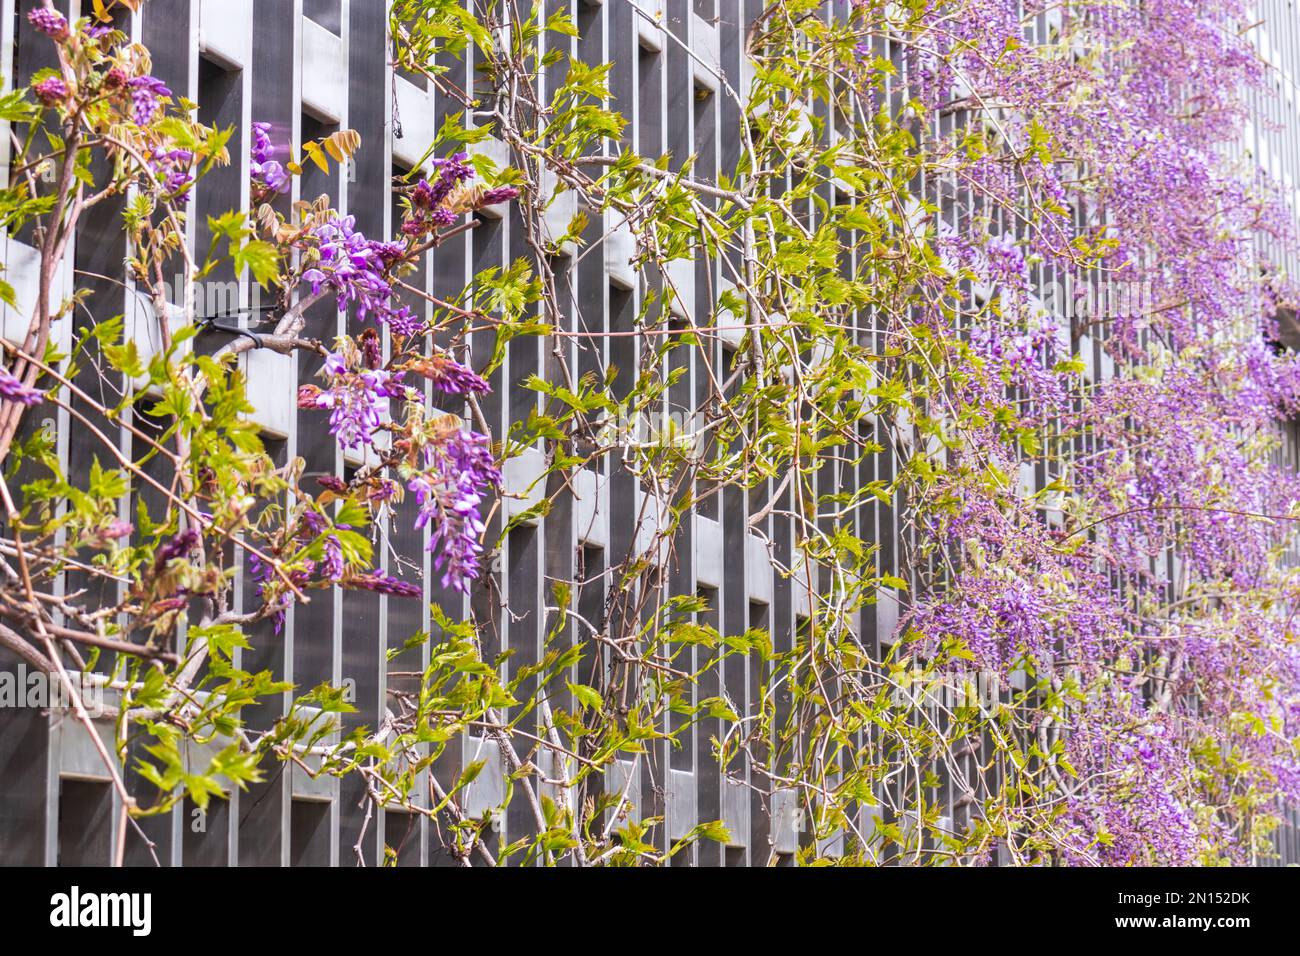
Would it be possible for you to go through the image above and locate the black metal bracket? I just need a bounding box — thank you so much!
[197,308,279,349]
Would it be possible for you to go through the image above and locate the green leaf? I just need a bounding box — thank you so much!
[567,681,603,712]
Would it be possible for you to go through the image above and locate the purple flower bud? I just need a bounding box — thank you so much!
[251,121,276,164]
[323,351,348,377]
[250,122,290,194]
[406,354,489,396]
[315,475,349,493]
[298,509,328,538]
[27,9,70,41]
[145,147,195,202]
[359,328,383,370]
[297,384,327,409]
[154,527,199,572]
[349,570,422,598]
[384,306,424,338]
[0,366,43,405]
[478,186,520,207]
[32,75,69,106]
[101,518,134,540]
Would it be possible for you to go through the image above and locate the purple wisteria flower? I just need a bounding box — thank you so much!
[247,553,314,635]
[301,213,428,339]
[82,517,134,550]
[409,429,501,593]
[303,214,399,322]
[320,534,345,581]
[32,76,68,105]
[146,147,195,201]
[301,351,409,450]
[298,508,328,538]
[1059,691,1203,865]
[420,152,473,208]
[250,121,290,194]
[153,527,199,572]
[349,570,422,598]
[401,152,474,238]
[477,185,520,207]
[128,75,170,125]
[297,384,325,409]
[984,232,1028,292]
[840,0,1300,865]
[100,518,133,540]
[406,354,489,396]
[385,306,424,338]
[0,366,42,405]
[366,477,399,503]
[316,381,381,451]
[27,8,70,41]
[315,474,349,494]
[358,327,383,370]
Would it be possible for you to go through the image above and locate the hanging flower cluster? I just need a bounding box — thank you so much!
[127,75,171,126]
[400,354,490,396]
[409,425,501,594]
[302,214,409,326]
[242,117,515,594]
[250,121,290,197]
[297,348,410,451]
[401,152,474,236]
[350,569,423,597]
[851,0,1300,864]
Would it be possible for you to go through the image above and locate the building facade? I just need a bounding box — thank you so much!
[1,0,1299,866]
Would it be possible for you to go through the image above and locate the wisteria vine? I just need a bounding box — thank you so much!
[2,0,1300,868]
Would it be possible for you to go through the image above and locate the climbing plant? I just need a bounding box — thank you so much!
[2,0,1299,866]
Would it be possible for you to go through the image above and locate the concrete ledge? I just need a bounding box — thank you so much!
[573,467,609,549]
[690,14,720,95]
[745,533,773,605]
[771,787,802,854]
[635,0,665,52]
[393,76,437,170]
[633,489,671,566]
[665,257,694,320]
[694,513,722,588]
[502,447,548,524]
[721,777,749,848]
[666,768,696,841]
[290,706,340,802]
[200,0,252,70]
[2,236,73,353]
[603,211,637,290]
[301,17,345,125]
[53,713,115,783]
[462,736,506,823]
[244,349,294,439]
[540,169,578,258]
[876,586,901,645]
[606,757,640,822]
